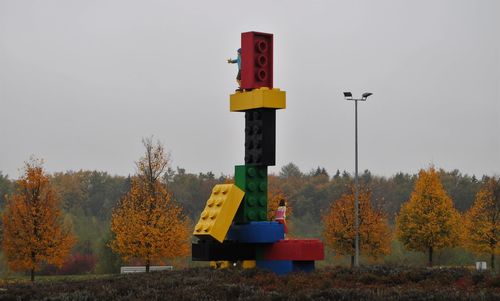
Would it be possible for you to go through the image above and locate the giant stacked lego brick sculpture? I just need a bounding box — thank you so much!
[192,32,324,275]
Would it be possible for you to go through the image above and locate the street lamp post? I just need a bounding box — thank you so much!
[343,91,372,267]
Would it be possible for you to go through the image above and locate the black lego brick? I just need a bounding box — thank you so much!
[245,108,276,166]
[192,240,257,261]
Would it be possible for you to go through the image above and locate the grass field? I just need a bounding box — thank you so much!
[0,266,499,301]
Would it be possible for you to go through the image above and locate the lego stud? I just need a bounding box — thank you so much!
[246,112,254,122]
[247,167,257,177]
[253,111,261,119]
[247,182,257,192]
[256,54,268,67]
[253,125,262,134]
[247,196,256,207]
[213,186,221,195]
[201,210,209,219]
[203,224,211,232]
[207,198,215,207]
[258,169,266,177]
[195,223,202,232]
[256,69,267,81]
[258,196,266,207]
[259,182,266,192]
[209,211,217,219]
[216,197,224,206]
[259,211,267,220]
[247,211,257,220]
[255,40,268,53]
[222,185,229,194]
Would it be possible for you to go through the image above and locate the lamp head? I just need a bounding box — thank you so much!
[343,92,353,98]
[362,92,373,99]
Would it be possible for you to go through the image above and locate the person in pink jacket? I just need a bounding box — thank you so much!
[275,199,288,236]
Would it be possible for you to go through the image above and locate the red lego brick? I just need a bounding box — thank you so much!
[263,239,324,261]
[241,31,273,90]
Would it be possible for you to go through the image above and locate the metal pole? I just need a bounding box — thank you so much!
[354,99,360,267]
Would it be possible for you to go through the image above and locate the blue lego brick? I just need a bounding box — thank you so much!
[227,221,284,243]
[293,261,315,273]
[256,260,293,275]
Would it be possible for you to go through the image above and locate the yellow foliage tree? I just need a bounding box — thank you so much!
[110,138,190,272]
[396,167,461,266]
[323,186,391,267]
[463,178,500,269]
[2,159,75,282]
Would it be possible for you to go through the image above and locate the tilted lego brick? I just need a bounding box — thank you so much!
[234,165,268,223]
[263,239,325,261]
[227,221,284,243]
[244,109,276,166]
[256,260,293,275]
[241,31,273,90]
[230,88,286,112]
[193,184,245,242]
[191,240,257,261]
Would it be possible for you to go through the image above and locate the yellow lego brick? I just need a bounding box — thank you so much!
[210,261,231,269]
[230,87,286,112]
[193,184,245,243]
[242,260,256,269]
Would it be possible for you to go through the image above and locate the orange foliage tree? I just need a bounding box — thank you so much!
[323,186,391,267]
[396,167,461,266]
[463,177,500,269]
[110,138,190,272]
[2,159,75,282]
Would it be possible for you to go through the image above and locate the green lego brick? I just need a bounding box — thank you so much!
[234,165,268,222]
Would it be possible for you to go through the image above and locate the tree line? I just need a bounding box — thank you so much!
[322,167,499,268]
[0,142,498,280]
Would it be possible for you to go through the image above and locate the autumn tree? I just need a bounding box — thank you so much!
[2,159,75,281]
[0,172,13,208]
[323,186,391,267]
[396,167,461,266]
[463,177,500,269]
[110,138,190,272]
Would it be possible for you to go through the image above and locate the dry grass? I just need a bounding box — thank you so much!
[0,266,499,300]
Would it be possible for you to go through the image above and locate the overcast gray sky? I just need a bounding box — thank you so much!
[1,0,499,178]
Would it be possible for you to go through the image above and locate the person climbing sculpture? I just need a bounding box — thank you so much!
[274,199,288,236]
[227,48,242,91]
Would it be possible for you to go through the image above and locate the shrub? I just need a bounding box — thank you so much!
[41,253,97,275]
[471,272,486,285]
[486,274,500,288]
